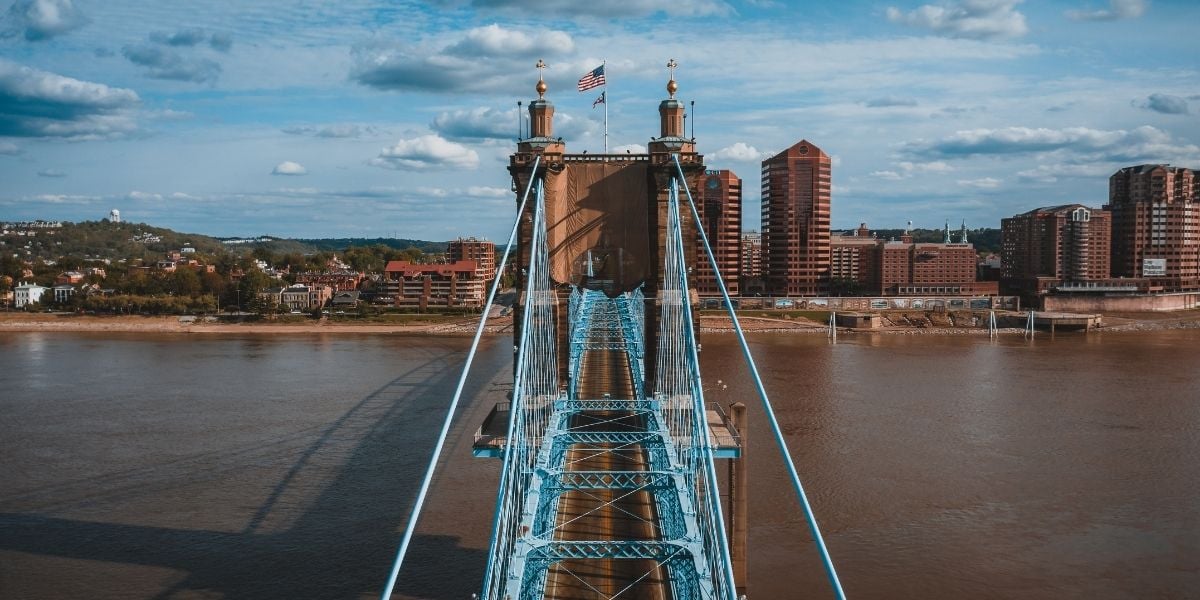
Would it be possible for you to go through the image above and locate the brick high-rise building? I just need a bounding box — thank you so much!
[695,169,742,296]
[1105,165,1200,283]
[448,237,496,284]
[761,140,831,296]
[1001,205,1111,288]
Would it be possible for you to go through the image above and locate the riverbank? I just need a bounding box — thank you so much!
[3,310,1199,335]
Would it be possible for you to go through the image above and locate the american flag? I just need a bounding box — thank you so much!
[577,65,605,92]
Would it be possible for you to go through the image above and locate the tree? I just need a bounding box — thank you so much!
[237,269,274,310]
[167,268,201,297]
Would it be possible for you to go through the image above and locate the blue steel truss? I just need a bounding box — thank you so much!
[477,167,736,600]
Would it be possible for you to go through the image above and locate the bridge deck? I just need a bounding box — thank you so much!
[544,346,671,599]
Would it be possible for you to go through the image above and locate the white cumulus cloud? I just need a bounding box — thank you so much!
[887,0,1028,39]
[0,58,140,139]
[709,142,768,162]
[272,161,308,176]
[370,134,479,171]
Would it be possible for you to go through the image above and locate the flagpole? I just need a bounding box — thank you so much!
[603,59,608,154]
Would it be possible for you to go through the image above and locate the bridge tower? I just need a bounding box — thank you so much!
[507,62,705,396]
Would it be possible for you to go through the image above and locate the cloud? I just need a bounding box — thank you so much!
[709,142,768,162]
[369,134,479,171]
[37,168,66,177]
[209,32,233,52]
[432,107,519,140]
[316,124,371,138]
[127,190,163,201]
[0,141,19,155]
[352,24,575,93]
[905,125,1200,166]
[957,177,1001,188]
[2,0,88,41]
[873,161,955,180]
[1066,0,1148,21]
[0,59,140,139]
[465,186,509,198]
[886,0,1028,39]
[149,28,234,52]
[122,44,221,84]
[282,124,377,138]
[865,96,919,107]
[435,0,732,17]
[1138,93,1188,115]
[445,24,574,57]
[272,161,308,176]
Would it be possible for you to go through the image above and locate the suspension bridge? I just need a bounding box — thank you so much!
[379,65,846,599]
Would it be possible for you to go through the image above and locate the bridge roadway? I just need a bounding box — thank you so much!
[543,343,671,599]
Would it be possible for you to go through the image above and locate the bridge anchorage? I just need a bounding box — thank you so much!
[381,63,847,600]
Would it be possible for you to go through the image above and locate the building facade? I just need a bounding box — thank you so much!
[448,237,496,285]
[14,281,48,307]
[1001,204,1112,295]
[694,169,742,296]
[384,260,484,308]
[830,223,879,294]
[1106,164,1200,285]
[761,140,832,296]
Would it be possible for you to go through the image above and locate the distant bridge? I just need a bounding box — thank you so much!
[379,68,846,600]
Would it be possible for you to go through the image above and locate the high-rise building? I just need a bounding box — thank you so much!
[740,231,762,278]
[761,140,831,296]
[1105,165,1200,283]
[448,237,496,284]
[1001,205,1111,291]
[695,169,742,296]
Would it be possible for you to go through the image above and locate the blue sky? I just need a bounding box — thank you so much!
[1,0,1197,240]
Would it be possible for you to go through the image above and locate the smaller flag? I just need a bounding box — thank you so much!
[592,91,605,108]
[577,64,605,92]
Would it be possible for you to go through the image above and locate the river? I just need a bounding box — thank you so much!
[1,330,1197,599]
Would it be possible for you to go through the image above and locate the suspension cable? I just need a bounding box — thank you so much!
[673,154,848,600]
[379,155,541,600]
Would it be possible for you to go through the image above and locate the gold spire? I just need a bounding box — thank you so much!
[666,58,678,98]
[535,59,547,99]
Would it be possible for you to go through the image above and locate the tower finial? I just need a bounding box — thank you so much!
[666,58,678,98]
[535,59,547,98]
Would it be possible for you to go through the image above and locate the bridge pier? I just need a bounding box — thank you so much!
[729,402,748,596]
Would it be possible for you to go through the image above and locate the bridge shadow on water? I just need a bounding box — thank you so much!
[0,342,508,600]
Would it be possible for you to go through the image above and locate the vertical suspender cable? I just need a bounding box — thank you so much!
[669,177,739,599]
[380,155,541,600]
[674,155,848,600]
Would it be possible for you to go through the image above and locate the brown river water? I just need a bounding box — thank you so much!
[1,330,1197,599]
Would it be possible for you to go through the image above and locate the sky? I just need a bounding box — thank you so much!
[1,0,1198,241]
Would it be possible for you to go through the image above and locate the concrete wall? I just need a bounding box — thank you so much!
[1044,293,1200,312]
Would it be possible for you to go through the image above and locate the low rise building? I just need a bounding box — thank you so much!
[14,281,48,307]
[384,260,484,308]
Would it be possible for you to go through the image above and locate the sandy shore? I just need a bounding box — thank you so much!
[0,313,511,335]
[2,311,1198,335]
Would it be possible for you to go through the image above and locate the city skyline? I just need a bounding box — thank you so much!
[2,0,1199,239]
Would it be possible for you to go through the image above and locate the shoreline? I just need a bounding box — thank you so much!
[2,311,1198,335]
